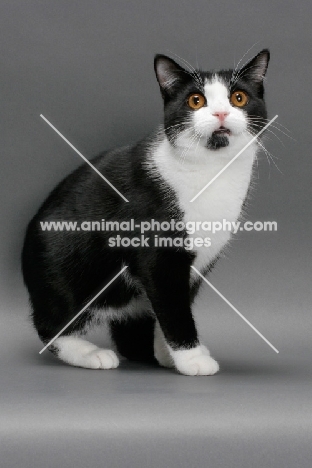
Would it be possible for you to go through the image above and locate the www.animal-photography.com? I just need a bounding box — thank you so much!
[1,1,311,467]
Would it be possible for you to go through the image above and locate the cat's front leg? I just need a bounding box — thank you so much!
[154,320,219,375]
[142,250,219,376]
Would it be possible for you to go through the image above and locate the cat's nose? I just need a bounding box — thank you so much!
[213,112,229,123]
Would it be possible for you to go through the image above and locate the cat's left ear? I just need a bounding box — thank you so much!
[154,55,190,101]
[238,49,270,84]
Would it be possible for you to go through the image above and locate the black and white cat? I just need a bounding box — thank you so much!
[22,50,270,375]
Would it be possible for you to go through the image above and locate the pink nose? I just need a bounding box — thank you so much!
[213,112,229,122]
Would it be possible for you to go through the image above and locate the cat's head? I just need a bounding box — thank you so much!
[154,50,270,155]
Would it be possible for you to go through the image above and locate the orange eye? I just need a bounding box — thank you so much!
[230,90,249,107]
[187,93,205,110]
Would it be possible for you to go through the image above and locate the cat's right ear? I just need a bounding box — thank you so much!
[154,55,188,101]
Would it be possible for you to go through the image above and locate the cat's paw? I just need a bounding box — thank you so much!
[54,337,119,369]
[154,341,174,368]
[85,349,119,370]
[171,345,219,376]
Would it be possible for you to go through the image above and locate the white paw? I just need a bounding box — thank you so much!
[170,345,219,376]
[85,349,119,369]
[54,336,119,370]
[154,322,174,368]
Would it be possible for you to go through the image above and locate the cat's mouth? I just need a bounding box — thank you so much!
[206,127,231,150]
[212,126,231,136]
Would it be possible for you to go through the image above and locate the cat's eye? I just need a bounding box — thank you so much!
[187,93,206,110]
[230,90,249,107]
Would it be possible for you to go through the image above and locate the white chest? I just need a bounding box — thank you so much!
[150,137,256,274]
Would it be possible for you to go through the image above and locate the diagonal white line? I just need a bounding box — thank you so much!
[190,115,278,203]
[191,266,279,353]
[39,265,128,354]
[40,114,129,203]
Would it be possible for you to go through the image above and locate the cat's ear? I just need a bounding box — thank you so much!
[238,49,270,84]
[154,55,189,100]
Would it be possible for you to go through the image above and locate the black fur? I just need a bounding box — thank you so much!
[22,50,270,364]
[109,315,156,363]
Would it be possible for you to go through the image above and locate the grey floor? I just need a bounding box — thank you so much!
[1,1,312,466]
[1,243,311,468]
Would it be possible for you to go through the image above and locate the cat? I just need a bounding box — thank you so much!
[22,49,270,375]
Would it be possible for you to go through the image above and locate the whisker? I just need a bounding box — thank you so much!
[231,64,267,87]
[245,129,283,175]
[231,42,261,78]
[258,140,283,175]
[248,116,294,136]
[249,123,286,147]
[166,50,203,89]
[179,131,199,162]
[248,119,294,141]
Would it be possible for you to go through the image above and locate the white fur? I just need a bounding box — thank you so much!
[168,344,219,376]
[91,294,153,324]
[148,78,257,278]
[54,79,256,375]
[154,321,219,375]
[54,336,119,369]
[147,78,257,371]
[154,321,174,368]
[53,291,154,370]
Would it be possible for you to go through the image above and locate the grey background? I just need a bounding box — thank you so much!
[0,0,311,467]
